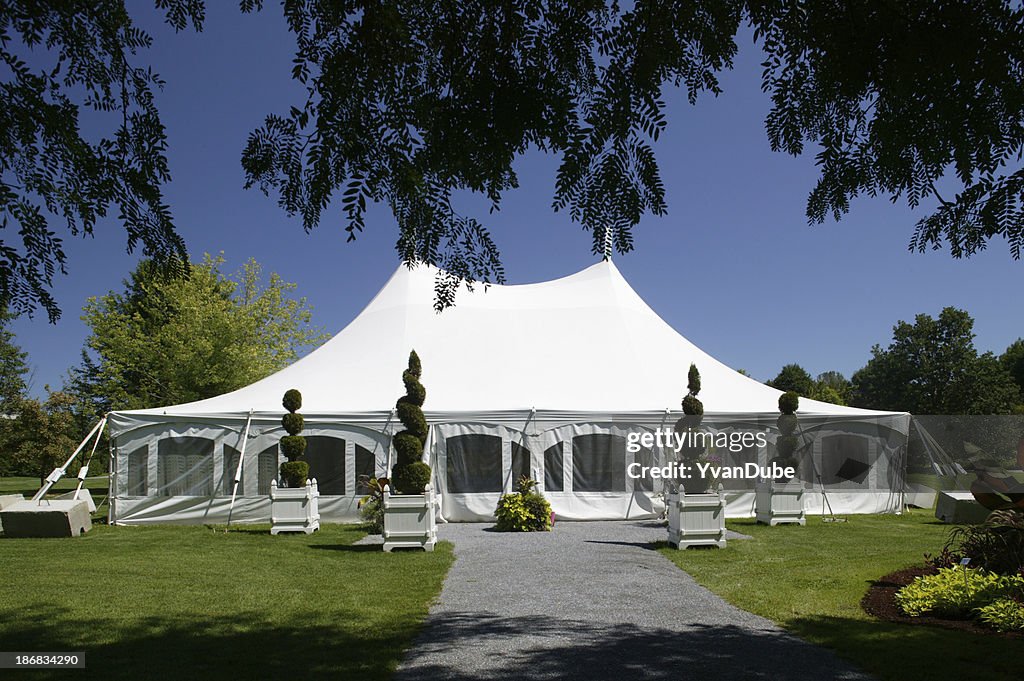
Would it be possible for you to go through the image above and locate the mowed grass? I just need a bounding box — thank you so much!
[0,522,454,680]
[659,510,1020,681]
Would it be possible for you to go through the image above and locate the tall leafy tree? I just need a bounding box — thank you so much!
[1002,339,1024,399]
[0,308,29,410]
[810,371,852,406]
[71,254,329,414]
[851,307,1021,414]
[767,364,814,397]
[5,2,1024,318]
[0,390,79,482]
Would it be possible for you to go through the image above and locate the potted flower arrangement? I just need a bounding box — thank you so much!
[755,391,807,526]
[495,476,552,531]
[667,364,726,549]
[270,388,320,534]
[382,351,437,551]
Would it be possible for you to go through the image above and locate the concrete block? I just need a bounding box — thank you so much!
[935,491,989,524]
[1,499,92,538]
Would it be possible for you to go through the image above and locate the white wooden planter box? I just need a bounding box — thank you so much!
[755,481,806,526]
[270,478,320,535]
[667,486,726,549]
[383,483,437,552]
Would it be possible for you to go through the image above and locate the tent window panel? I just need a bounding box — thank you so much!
[510,441,531,486]
[572,434,627,492]
[544,444,563,492]
[257,446,279,495]
[820,435,871,487]
[126,447,148,496]
[222,445,243,496]
[355,444,375,496]
[446,434,502,494]
[305,436,346,495]
[635,445,654,492]
[157,437,213,496]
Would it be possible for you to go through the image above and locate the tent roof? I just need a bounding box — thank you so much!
[119,260,897,417]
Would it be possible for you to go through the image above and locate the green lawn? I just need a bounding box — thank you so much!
[0,523,454,680]
[659,510,1020,681]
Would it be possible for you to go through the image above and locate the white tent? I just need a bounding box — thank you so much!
[108,260,909,525]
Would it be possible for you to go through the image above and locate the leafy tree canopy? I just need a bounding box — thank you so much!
[0,0,202,321]
[70,253,329,414]
[1001,338,1024,399]
[0,307,29,410]
[767,363,814,396]
[0,390,79,482]
[851,307,1021,414]
[4,2,1023,318]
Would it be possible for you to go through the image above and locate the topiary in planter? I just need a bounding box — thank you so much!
[280,460,309,488]
[675,363,709,493]
[390,351,432,494]
[773,392,800,478]
[279,388,308,487]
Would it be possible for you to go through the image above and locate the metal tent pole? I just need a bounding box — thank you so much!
[225,410,255,531]
[32,417,107,503]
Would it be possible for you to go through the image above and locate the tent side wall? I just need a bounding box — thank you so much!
[108,409,909,525]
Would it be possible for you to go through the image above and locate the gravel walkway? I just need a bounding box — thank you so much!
[387,521,873,681]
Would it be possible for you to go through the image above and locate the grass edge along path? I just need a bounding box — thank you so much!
[658,510,1020,681]
[0,522,454,680]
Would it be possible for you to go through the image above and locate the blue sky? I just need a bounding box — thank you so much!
[11,5,1023,398]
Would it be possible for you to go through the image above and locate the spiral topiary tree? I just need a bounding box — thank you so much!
[674,363,709,493]
[391,350,432,494]
[774,391,800,481]
[279,388,308,487]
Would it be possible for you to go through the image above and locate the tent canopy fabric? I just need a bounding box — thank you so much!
[113,260,892,423]
[107,259,908,526]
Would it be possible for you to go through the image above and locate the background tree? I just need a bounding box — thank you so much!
[851,307,1021,414]
[70,254,328,415]
[1002,339,1024,411]
[767,364,814,397]
[809,371,852,406]
[0,391,79,482]
[5,2,1023,318]
[0,308,29,411]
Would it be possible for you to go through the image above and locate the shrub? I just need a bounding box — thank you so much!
[278,388,306,487]
[390,351,431,492]
[976,596,1024,632]
[281,412,304,435]
[937,509,1024,575]
[776,413,797,436]
[280,435,307,460]
[895,566,1024,624]
[282,389,302,413]
[778,391,799,415]
[776,435,799,458]
[394,461,432,495]
[495,476,552,532]
[358,476,387,534]
[280,461,309,489]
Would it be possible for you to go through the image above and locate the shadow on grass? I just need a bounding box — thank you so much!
[785,614,1022,681]
[393,612,871,681]
[582,539,658,550]
[309,543,381,552]
[0,603,421,681]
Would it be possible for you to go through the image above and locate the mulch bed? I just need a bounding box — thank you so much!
[861,564,1023,638]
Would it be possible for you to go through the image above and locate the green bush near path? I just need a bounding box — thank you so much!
[658,510,1020,681]
[0,523,454,680]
